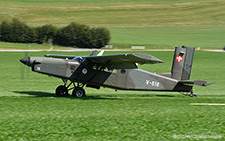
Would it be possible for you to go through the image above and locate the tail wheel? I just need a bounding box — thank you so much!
[55,85,68,96]
[72,87,86,97]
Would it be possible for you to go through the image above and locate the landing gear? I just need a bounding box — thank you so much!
[55,79,86,97]
[55,85,69,96]
[188,89,197,97]
[72,87,86,97]
[188,93,197,97]
[180,89,197,97]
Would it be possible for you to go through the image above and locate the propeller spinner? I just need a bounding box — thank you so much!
[20,57,31,66]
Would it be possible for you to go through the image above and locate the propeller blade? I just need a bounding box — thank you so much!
[20,49,31,79]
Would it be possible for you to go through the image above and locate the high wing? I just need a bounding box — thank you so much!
[86,53,164,69]
[45,53,164,69]
[44,54,76,59]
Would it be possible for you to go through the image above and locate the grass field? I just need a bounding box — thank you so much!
[1,0,225,49]
[109,25,225,49]
[0,51,224,140]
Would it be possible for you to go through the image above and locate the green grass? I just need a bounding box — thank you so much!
[1,0,225,49]
[0,42,67,50]
[1,0,225,27]
[0,51,224,140]
[109,25,225,49]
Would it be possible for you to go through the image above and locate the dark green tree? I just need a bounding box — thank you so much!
[0,20,12,42]
[0,18,37,43]
[36,24,57,44]
[89,27,111,48]
[55,22,90,47]
[55,22,111,48]
[0,19,111,48]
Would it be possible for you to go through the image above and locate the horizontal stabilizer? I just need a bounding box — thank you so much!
[180,80,214,86]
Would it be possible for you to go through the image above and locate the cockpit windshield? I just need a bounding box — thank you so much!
[72,56,86,63]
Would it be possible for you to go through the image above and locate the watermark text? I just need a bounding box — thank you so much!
[172,134,222,139]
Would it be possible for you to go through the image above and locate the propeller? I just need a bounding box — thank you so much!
[20,46,31,79]
[20,56,31,66]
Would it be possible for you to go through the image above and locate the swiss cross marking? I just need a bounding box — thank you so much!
[176,55,183,63]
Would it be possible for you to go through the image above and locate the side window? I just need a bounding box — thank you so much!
[92,64,117,73]
[105,68,117,73]
[112,69,117,73]
[120,69,126,74]
[73,56,86,63]
[93,64,98,70]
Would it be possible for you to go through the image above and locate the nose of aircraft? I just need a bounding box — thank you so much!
[20,57,31,66]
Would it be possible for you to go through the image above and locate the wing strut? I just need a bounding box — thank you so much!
[90,50,97,56]
[97,50,104,56]
[88,59,111,82]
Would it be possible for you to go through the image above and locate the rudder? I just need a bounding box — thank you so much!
[171,46,195,80]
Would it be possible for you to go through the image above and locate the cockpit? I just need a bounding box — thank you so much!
[72,56,86,63]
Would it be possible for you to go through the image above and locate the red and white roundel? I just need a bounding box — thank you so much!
[176,55,183,63]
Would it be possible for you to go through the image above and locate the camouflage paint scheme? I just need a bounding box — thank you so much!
[20,46,212,96]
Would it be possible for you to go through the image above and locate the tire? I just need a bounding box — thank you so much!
[55,85,68,96]
[72,87,86,97]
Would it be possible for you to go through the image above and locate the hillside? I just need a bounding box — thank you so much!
[0,0,225,49]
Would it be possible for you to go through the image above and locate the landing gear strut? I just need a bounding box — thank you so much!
[180,89,197,97]
[55,79,86,97]
[188,90,197,97]
[188,92,197,97]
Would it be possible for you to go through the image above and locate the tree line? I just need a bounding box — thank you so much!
[0,19,110,48]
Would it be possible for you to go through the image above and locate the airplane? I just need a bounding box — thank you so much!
[20,46,213,98]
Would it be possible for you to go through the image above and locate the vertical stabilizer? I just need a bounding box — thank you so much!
[171,46,195,80]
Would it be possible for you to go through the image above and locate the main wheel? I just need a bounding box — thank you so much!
[72,87,86,97]
[188,93,197,97]
[55,85,68,96]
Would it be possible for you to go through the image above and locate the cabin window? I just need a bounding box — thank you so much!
[121,69,126,74]
[112,69,117,73]
[73,56,86,63]
[92,64,117,73]
[93,64,98,70]
[104,68,117,73]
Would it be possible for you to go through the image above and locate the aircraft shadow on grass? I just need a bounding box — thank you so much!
[13,91,175,99]
[13,91,118,100]
[14,91,55,97]
[103,94,175,98]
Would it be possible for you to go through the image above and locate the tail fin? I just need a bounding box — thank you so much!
[171,46,195,80]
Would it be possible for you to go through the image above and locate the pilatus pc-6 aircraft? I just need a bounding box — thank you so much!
[20,46,212,97]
